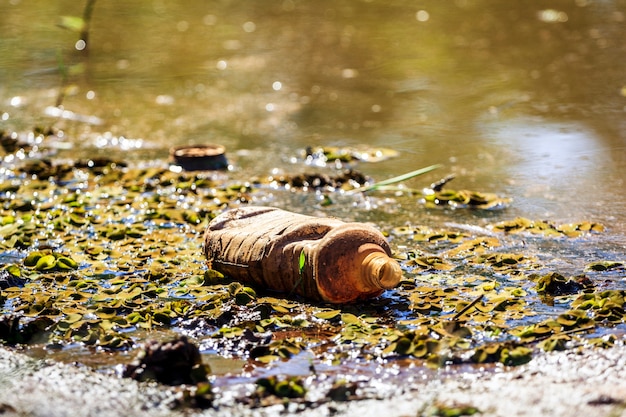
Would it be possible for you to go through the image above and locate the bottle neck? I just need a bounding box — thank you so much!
[359,246,402,290]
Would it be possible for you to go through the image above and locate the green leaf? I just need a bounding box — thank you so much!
[35,254,57,271]
[314,310,341,320]
[24,252,43,267]
[299,250,306,274]
[58,15,86,32]
[56,256,78,270]
[4,264,21,278]
[341,313,360,325]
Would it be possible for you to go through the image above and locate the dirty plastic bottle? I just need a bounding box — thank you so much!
[203,206,403,303]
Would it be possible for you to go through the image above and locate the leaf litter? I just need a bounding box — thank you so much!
[0,141,624,410]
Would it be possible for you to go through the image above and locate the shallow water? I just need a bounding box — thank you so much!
[2,1,625,230]
[1,0,626,398]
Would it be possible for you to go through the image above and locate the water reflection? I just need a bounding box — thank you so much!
[485,118,622,221]
[492,120,609,183]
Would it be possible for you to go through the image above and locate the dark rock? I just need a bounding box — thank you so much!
[122,336,210,386]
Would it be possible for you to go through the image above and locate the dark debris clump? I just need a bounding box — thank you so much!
[123,336,211,386]
[534,272,594,298]
[0,269,26,290]
[270,169,369,190]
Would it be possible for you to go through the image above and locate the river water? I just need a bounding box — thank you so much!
[2,1,625,276]
[2,1,625,233]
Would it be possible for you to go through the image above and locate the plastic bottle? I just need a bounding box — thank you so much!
[203,206,403,303]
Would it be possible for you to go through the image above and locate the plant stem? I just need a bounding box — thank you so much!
[80,0,97,53]
[346,164,442,194]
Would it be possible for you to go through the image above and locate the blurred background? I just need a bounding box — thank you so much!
[1,0,625,233]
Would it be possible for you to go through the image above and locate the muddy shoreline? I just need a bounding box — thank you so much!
[1,344,625,417]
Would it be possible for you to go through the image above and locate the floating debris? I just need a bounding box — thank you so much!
[300,145,399,166]
[255,375,307,399]
[265,169,369,191]
[422,188,511,210]
[471,342,533,366]
[349,170,511,210]
[23,250,79,272]
[533,272,594,297]
[0,143,622,412]
[490,217,605,237]
[585,261,624,272]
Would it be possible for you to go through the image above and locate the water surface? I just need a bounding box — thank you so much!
[1,0,625,387]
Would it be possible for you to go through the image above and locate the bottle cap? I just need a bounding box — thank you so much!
[361,250,402,290]
[170,144,229,171]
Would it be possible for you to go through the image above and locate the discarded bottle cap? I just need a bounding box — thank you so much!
[170,144,228,171]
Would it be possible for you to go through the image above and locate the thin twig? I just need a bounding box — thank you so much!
[80,0,97,53]
[451,293,484,321]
